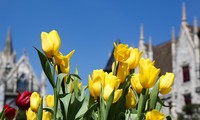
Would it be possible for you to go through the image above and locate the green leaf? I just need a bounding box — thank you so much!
[70,74,82,80]
[149,79,160,110]
[75,97,89,119]
[37,98,43,120]
[34,47,55,88]
[155,102,162,111]
[82,102,98,120]
[157,97,171,107]
[100,86,106,120]
[59,93,72,120]
[43,107,54,114]
[105,90,114,119]
[56,73,67,94]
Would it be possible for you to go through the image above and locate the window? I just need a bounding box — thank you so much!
[182,65,190,82]
[184,93,191,105]
[17,73,28,92]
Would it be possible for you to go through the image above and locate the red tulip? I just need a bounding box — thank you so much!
[16,90,32,110]
[3,104,16,120]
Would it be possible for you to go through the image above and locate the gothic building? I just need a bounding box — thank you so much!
[104,3,200,119]
[0,29,46,110]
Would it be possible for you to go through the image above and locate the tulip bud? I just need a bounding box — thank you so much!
[41,30,61,58]
[88,69,105,99]
[30,92,41,112]
[26,108,36,120]
[130,73,143,94]
[117,62,129,83]
[126,88,136,109]
[3,104,16,120]
[16,90,32,110]
[146,110,165,120]
[114,43,130,62]
[139,58,160,88]
[126,48,142,69]
[159,72,175,94]
[46,95,54,107]
[42,111,52,120]
[54,50,75,74]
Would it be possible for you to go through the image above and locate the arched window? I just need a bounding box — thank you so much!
[17,73,28,92]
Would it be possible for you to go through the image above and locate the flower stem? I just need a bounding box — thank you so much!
[53,87,58,120]
[137,88,149,120]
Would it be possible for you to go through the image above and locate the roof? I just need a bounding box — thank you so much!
[153,41,173,75]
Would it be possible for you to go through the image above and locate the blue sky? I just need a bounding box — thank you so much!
[0,1,200,94]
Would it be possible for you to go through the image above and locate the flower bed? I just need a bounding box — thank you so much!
[0,30,174,120]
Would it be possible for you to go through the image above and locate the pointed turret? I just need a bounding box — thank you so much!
[4,28,13,56]
[182,2,187,25]
[138,24,147,58]
[194,17,198,34]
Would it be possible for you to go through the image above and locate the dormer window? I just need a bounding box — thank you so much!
[182,65,190,82]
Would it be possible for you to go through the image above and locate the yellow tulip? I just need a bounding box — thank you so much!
[70,80,82,92]
[113,89,123,103]
[88,69,105,99]
[42,111,52,120]
[117,62,130,83]
[26,108,36,120]
[139,58,160,88]
[30,92,41,112]
[146,110,165,120]
[126,88,136,109]
[46,95,54,107]
[130,73,143,94]
[41,30,61,58]
[126,48,142,69]
[114,43,130,62]
[55,50,75,74]
[103,73,122,103]
[159,72,175,94]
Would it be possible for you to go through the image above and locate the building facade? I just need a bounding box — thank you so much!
[0,29,46,110]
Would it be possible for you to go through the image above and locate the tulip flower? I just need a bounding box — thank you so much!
[54,50,75,74]
[16,90,32,110]
[139,58,160,88]
[125,48,142,69]
[30,92,41,112]
[130,73,143,94]
[114,43,130,62]
[46,95,54,107]
[146,110,165,120]
[42,111,52,120]
[126,88,136,109]
[103,73,122,103]
[88,69,105,99]
[3,104,16,120]
[41,30,61,58]
[117,62,129,83]
[70,81,82,92]
[159,72,175,94]
[26,108,36,120]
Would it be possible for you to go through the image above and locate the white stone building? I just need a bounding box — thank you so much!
[0,29,46,110]
[138,3,200,118]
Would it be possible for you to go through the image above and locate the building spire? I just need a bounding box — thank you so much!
[140,24,144,41]
[182,2,187,25]
[194,17,198,34]
[4,28,13,55]
[172,26,175,43]
[148,36,152,52]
